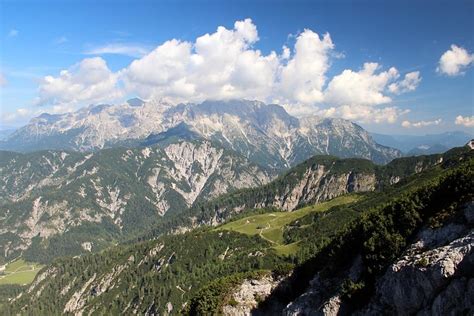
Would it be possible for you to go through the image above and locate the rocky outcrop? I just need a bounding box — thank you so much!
[283,256,364,316]
[172,162,380,235]
[270,169,376,212]
[361,203,474,315]
[223,274,284,316]
[281,203,474,316]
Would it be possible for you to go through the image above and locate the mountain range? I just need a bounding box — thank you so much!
[372,131,473,155]
[0,99,472,315]
[0,99,401,167]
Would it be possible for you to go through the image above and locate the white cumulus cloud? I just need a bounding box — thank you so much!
[437,45,474,76]
[32,19,421,125]
[455,115,474,127]
[324,63,399,106]
[319,105,409,124]
[388,71,421,94]
[36,57,123,107]
[319,63,417,123]
[122,18,280,102]
[277,30,334,104]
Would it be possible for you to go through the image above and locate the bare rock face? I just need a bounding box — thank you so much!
[0,140,272,261]
[276,169,376,211]
[283,276,343,316]
[362,203,474,315]
[368,231,473,314]
[249,168,375,216]
[222,275,283,316]
[284,256,363,316]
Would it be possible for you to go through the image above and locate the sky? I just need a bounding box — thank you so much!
[0,0,473,135]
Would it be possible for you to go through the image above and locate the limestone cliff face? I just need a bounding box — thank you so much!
[175,148,467,234]
[222,274,285,316]
[0,140,271,261]
[198,163,379,229]
[283,256,364,316]
[269,168,376,212]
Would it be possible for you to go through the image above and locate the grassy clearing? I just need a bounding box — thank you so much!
[272,242,301,256]
[216,194,360,255]
[0,259,43,285]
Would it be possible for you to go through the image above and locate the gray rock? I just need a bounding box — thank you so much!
[363,221,473,315]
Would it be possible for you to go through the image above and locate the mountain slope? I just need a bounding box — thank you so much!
[266,161,473,315]
[0,140,271,263]
[192,149,473,315]
[148,146,469,237]
[5,145,472,315]
[1,99,401,166]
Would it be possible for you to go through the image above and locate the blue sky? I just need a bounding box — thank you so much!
[0,0,473,134]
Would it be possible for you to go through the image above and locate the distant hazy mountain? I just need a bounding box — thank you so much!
[371,131,472,155]
[0,99,401,166]
[0,128,16,141]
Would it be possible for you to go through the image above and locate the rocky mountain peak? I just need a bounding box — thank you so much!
[0,99,401,166]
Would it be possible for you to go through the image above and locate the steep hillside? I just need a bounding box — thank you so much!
[0,140,271,263]
[5,145,471,315]
[268,163,473,315]
[146,146,470,237]
[5,230,282,315]
[0,99,401,166]
[195,154,473,315]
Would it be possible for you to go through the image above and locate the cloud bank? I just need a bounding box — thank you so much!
[455,115,474,127]
[36,57,123,108]
[401,119,442,128]
[34,18,421,124]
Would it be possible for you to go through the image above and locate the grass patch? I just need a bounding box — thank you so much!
[216,195,360,255]
[273,242,301,256]
[0,259,44,285]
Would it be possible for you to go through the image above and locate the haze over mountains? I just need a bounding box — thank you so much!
[372,131,473,155]
[3,99,469,165]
